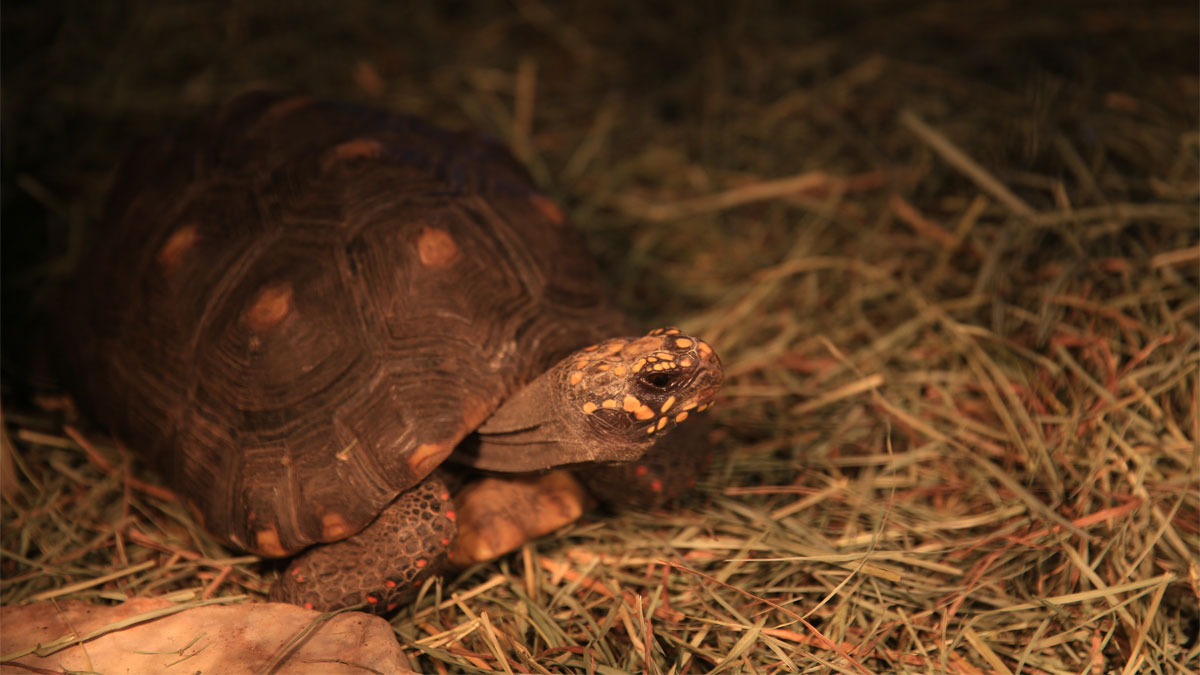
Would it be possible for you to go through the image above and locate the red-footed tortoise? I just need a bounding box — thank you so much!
[55,93,723,612]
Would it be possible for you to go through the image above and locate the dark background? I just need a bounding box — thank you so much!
[4,0,1196,380]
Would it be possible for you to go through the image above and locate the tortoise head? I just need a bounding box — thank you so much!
[459,328,723,472]
[565,328,722,447]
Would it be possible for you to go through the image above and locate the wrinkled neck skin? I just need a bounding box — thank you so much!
[454,328,723,472]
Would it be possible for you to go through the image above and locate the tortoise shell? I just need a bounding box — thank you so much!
[58,93,634,557]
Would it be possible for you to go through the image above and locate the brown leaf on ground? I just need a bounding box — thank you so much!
[0,598,414,674]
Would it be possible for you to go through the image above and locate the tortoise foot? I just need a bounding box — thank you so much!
[270,476,456,613]
[448,470,590,567]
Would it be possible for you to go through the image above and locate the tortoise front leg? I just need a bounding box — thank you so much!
[270,476,456,613]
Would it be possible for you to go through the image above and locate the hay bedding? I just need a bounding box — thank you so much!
[2,1,1196,672]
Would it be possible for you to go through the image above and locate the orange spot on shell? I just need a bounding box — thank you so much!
[416,226,460,267]
[367,595,379,603]
[304,602,314,610]
[416,559,427,568]
[651,479,663,492]
[255,528,288,557]
[244,284,294,332]
[530,193,566,226]
[385,580,396,587]
[446,510,457,522]
[409,442,452,477]
[157,224,200,273]
[262,96,315,122]
[321,513,353,540]
[332,138,384,161]
[635,465,649,477]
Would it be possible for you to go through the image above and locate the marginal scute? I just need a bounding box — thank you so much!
[321,512,354,540]
[256,527,288,557]
[460,397,493,433]
[408,442,452,478]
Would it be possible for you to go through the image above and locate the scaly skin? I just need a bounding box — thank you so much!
[270,476,455,614]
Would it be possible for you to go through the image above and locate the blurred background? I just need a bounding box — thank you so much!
[3,1,1197,672]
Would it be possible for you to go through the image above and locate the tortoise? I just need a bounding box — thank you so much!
[55,93,723,612]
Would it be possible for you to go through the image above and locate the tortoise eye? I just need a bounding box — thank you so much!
[641,371,676,389]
